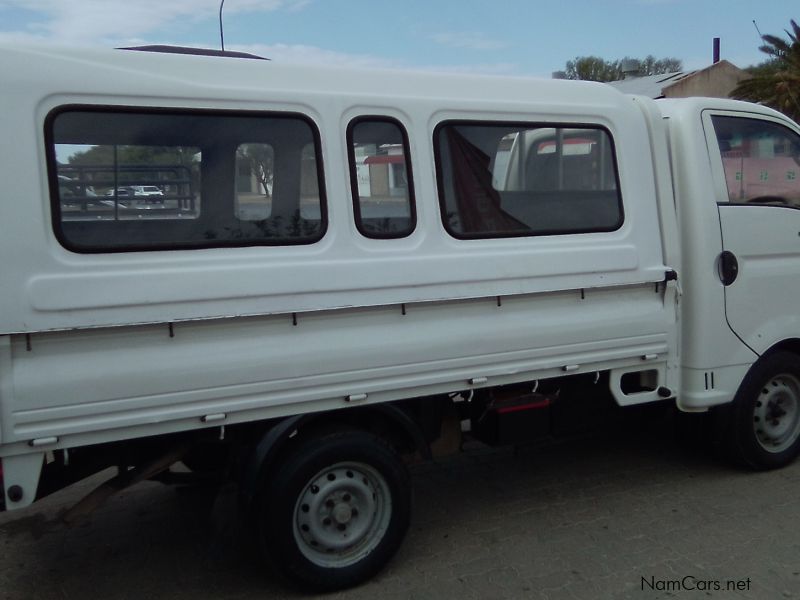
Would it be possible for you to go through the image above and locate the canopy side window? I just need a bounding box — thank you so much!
[347,117,416,239]
[434,121,623,239]
[48,107,327,252]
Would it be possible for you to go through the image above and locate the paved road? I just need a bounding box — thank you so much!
[1,414,799,600]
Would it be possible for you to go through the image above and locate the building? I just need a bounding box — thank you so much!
[607,59,749,99]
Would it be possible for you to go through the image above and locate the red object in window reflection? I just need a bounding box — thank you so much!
[363,154,405,165]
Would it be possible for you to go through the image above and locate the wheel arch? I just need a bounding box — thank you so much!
[239,402,432,508]
[725,349,800,470]
[762,338,800,359]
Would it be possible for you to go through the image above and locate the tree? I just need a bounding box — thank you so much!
[237,143,274,197]
[66,145,195,167]
[732,20,800,122]
[62,145,200,199]
[744,58,782,78]
[564,55,683,82]
[637,55,683,77]
[564,56,621,82]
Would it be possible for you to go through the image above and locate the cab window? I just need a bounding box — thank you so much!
[712,115,800,206]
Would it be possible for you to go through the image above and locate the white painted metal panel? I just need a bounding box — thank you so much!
[700,106,800,357]
[719,204,800,353]
[2,285,670,453]
[0,45,666,335]
[656,99,764,407]
[0,45,683,463]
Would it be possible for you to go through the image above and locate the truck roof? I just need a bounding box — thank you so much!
[655,96,795,125]
[0,44,628,111]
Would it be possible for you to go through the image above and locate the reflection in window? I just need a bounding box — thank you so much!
[712,115,800,206]
[435,122,622,238]
[235,143,273,221]
[347,118,415,238]
[49,109,326,252]
[57,145,200,218]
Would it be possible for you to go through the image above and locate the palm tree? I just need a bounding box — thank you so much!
[732,19,800,122]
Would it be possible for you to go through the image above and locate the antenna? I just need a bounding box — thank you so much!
[752,19,763,40]
[219,0,226,52]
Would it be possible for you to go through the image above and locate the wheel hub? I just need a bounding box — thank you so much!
[754,375,800,453]
[332,502,353,524]
[292,462,392,568]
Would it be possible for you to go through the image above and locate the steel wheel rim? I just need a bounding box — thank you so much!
[753,373,800,453]
[292,461,392,568]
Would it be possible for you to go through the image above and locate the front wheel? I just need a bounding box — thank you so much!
[258,431,411,591]
[729,352,800,469]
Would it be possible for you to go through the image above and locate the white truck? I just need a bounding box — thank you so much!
[1,44,799,591]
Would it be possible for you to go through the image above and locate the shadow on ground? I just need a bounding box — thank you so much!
[1,406,797,600]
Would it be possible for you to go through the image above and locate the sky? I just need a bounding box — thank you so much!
[0,1,796,77]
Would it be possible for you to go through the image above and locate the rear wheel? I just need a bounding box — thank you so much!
[729,352,800,469]
[257,431,411,591]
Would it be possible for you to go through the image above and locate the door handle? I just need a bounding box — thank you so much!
[719,251,738,286]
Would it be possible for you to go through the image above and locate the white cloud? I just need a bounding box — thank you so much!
[430,31,508,51]
[234,43,518,75]
[0,2,520,75]
[232,42,404,69]
[284,0,312,12]
[420,62,518,75]
[0,0,310,45]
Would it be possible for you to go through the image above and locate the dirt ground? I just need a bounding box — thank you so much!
[1,414,799,600]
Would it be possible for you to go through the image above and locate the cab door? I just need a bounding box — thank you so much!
[705,111,800,353]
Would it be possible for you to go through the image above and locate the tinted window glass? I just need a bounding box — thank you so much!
[435,122,622,238]
[235,143,274,221]
[348,118,415,238]
[49,108,326,252]
[712,115,800,206]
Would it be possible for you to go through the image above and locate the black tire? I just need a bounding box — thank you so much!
[181,442,229,475]
[257,430,411,591]
[728,352,800,470]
